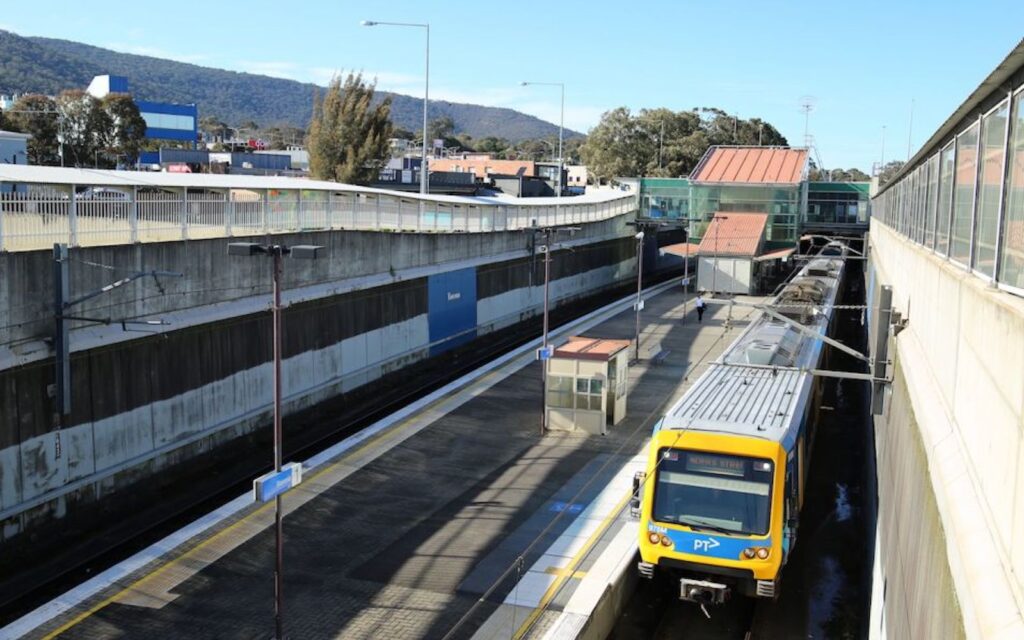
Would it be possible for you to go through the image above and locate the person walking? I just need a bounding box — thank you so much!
[695,293,706,323]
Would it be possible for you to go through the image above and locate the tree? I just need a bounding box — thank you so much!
[307,72,393,184]
[426,116,455,143]
[877,160,905,186]
[199,115,230,142]
[57,90,110,167]
[101,94,147,166]
[579,107,652,181]
[7,94,61,165]
[581,106,791,181]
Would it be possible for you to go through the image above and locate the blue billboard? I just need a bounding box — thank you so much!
[427,268,477,356]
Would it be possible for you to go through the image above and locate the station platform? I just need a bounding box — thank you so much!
[4,284,760,640]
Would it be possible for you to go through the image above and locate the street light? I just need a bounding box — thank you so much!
[362,19,430,195]
[530,224,578,435]
[634,231,644,361]
[520,81,564,198]
[711,215,728,296]
[227,241,323,640]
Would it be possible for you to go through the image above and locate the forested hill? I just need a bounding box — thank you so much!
[0,30,575,141]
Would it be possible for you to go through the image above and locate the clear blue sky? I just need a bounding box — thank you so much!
[5,1,1023,171]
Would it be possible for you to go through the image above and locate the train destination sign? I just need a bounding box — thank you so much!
[685,452,746,477]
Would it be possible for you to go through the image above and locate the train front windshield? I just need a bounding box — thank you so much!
[652,449,773,536]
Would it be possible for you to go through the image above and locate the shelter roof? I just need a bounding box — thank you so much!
[690,146,808,185]
[695,213,768,257]
[553,336,630,361]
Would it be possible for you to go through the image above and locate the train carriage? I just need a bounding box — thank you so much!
[634,241,848,604]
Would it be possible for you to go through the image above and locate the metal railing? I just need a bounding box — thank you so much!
[0,186,635,252]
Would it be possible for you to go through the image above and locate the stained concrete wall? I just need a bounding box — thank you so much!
[0,218,644,551]
[0,215,629,349]
[868,221,1024,639]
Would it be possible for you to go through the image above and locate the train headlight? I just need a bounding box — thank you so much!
[660,534,673,547]
[742,547,771,560]
[648,532,662,545]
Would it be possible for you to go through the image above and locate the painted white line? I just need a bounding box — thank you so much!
[1,279,677,639]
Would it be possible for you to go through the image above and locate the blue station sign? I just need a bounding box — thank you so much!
[253,462,303,503]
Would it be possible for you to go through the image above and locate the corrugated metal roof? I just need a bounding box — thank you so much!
[695,213,767,257]
[554,336,630,361]
[663,366,807,441]
[0,165,630,207]
[690,146,808,184]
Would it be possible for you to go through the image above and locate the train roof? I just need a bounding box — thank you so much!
[658,241,848,447]
[661,366,807,439]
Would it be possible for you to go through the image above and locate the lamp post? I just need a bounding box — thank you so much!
[520,81,564,198]
[362,19,430,194]
[227,241,322,640]
[711,215,728,296]
[530,224,578,435]
[633,231,644,361]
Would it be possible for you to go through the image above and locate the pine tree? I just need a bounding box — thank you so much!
[307,73,393,184]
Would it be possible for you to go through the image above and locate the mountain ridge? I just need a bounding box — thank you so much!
[0,30,581,141]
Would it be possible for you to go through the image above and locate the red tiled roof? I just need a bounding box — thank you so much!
[691,147,808,184]
[553,336,631,361]
[696,213,768,257]
[659,242,701,258]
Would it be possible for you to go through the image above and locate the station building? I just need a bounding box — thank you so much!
[638,145,872,293]
[86,74,198,144]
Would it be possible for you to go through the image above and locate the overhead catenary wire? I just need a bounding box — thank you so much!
[441,302,758,640]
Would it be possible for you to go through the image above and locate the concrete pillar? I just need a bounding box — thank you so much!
[130,185,139,243]
[69,184,78,246]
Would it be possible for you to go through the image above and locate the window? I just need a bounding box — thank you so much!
[652,450,774,535]
[1001,91,1024,288]
[974,101,1008,276]
[936,142,955,256]
[951,123,979,265]
[547,375,573,409]
[575,378,603,411]
[925,154,939,248]
[140,112,195,131]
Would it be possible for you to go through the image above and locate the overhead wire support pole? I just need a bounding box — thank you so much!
[52,244,183,459]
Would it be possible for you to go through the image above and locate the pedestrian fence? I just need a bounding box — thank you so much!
[0,186,636,252]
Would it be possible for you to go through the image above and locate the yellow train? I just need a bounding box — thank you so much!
[634,242,848,604]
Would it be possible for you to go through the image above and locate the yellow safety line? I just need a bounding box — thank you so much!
[512,490,632,640]
[40,375,483,640]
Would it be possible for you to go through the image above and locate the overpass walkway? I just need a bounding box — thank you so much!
[0,166,634,252]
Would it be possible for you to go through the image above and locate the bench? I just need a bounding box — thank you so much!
[651,349,671,365]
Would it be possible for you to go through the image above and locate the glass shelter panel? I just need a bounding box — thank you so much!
[950,123,979,265]
[1001,91,1024,289]
[925,154,939,248]
[936,142,955,256]
[974,101,1008,276]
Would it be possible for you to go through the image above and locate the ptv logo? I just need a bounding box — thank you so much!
[693,537,721,553]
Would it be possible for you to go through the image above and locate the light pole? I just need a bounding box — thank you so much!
[362,19,430,194]
[227,241,322,640]
[530,224,578,434]
[711,215,728,296]
[520,81,564,197]
[634,231,644,361]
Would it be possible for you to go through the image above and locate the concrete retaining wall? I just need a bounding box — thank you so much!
[868,221,1024,639]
